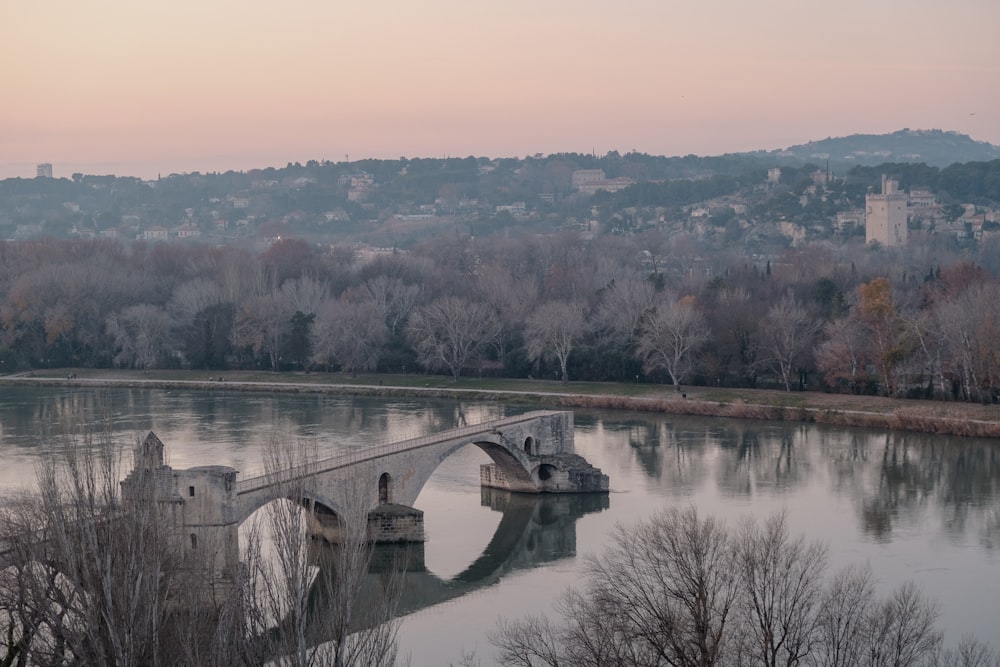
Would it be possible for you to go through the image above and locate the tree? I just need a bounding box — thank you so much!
[636,296,710,387]
[759,294,820,391]
[731,512,827,667]
[815,316,870,393]
[856,278,907,396]
[492,506,737,667]
[243,439,404,667]
[282,311,315,370]
[591,274,657,347]
[813,565,874,667]
[0,427,220,666]
[863,582,942,667]
[183,302,236,370]
[105,304,176,369]
[281,276,329,318]
[232,293,294,370]
[312,299,387,375]
[474,264,538,366]
[0,425,406,667]
[525,301,587,383]
[406,297,499,381]
[491,509,958,667]
[363,275,421,337]
[935,283,1000,402]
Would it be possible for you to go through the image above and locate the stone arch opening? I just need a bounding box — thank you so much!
[523,436,535,455]
[379,472,392,504]
[537,464,557,481]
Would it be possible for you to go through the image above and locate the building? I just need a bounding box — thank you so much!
[865,175,907,246]
[36,163,53,178]
[576,176,634,195]
[571,169,605,189]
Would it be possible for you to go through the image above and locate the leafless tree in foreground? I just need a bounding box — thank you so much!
[494,507,737,667]
[732,512,827,667]
[492,508,983,667]
[0,426,216,667]
[241,436,405,667]
[0,427,406,667]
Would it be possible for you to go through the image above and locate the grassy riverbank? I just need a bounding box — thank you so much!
[5,368,1000,438]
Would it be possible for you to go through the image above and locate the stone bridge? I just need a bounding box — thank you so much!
[120,410,607,576]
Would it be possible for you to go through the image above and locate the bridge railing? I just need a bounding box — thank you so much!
[235,410,557,495]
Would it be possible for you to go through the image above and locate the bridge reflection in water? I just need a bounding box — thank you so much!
[304,488,609,635]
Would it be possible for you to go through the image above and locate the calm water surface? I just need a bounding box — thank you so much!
[0,386,997,664]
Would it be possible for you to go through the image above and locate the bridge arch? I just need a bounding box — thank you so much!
[238,487,346,528]
[400,433,539,506]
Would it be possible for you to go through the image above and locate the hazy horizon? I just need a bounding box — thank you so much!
[4,0,998,180]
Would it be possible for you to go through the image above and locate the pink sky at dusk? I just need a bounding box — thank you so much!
[2,0,998,180]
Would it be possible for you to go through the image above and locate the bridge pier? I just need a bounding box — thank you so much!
[481,452,609,493]
[308,504,425,544]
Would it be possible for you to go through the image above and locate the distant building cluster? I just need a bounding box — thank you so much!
[36,163,53,179]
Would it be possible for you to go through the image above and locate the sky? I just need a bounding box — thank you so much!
[2,0,998,180]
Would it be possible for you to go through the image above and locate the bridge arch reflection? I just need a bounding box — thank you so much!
[300,488,609,637]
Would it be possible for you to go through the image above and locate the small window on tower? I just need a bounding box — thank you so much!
[189,486,195,497]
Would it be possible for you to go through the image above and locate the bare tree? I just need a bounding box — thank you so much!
[525,301,587,383]
[311,298,387,375]
[935,283,1000,402]
[363,275,421,337]
[493,507,738,667]
[636,296,710,387]
[232,293,295,370]
[812,565,874,667]
[167,277,224,324]
[898,306,949,399]
[105,304,176,369]
[474,264,538,365]
[281,276,330,318]
[0,426,201,667]
[732,512,827,667]
[244,438,404,667]
[589,507,738,667]
[406,296,499,381]
[862,582,941,667]
[492,510,962,667]
[0,425,405,667]
[760,294,820,391]
[815,316,870,394]
[939,635,1000,667]
[591,274,657,346]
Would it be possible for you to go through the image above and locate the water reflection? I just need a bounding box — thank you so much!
[302,489,608,636]
[2,386,998,660]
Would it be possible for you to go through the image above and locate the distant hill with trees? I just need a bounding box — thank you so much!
[761,128,1000,168]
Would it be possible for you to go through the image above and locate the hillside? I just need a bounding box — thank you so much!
[764,129,1000,168]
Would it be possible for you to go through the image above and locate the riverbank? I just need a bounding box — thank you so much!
[4,369,1000,439]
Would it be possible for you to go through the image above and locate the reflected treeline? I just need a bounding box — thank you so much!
[579,409,1000,546]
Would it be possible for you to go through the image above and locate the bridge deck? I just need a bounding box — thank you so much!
[235,410,562,496]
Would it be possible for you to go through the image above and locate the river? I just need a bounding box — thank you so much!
[0,385,997,665]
